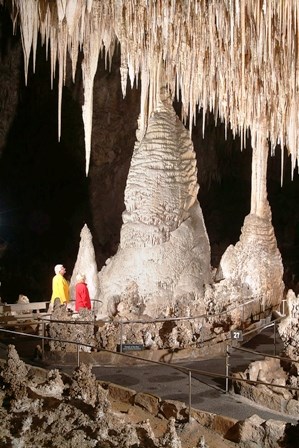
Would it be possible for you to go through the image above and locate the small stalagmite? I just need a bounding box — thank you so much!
[69,223,100,312]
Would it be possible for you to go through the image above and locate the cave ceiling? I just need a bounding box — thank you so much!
[2,0,299,174]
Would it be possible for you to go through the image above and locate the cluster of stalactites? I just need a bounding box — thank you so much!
[4,0,299,178]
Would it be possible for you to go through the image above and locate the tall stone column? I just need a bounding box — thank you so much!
[250,129,269,218]
[217,124,284,313]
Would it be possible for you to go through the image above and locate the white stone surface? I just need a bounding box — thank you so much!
[216,202,284,312]
[70,224,100,311]
[98,98,211,318]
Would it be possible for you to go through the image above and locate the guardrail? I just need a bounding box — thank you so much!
[225,315,286,392]
[0,296,286,356]
[0,301,50,326]
[37,296,272,353]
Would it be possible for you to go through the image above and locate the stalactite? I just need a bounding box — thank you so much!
[57,21,68,141]
[5,0,299,180]
[81,2,101,175]
[17,0,38,85]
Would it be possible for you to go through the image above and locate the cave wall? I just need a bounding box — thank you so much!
[0,6,298,303]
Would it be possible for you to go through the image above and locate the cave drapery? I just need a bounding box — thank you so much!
[0,1,299,305]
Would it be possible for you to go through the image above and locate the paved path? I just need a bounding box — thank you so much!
[59,327,297,424]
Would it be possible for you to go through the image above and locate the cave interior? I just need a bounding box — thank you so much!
[0,4,298,304]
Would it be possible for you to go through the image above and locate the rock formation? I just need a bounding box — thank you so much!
[227,414,299,448]
[0,1,288,326]
[48,305,95,352]
[232,352,299,424]
[231,289,299,421]
[216,205,284,313]
[1,345,297,448]
[98,94,211,318]
[69,224,100,311]
[278,289,299,360]
[0,346,230,447]
[216,131,284,315]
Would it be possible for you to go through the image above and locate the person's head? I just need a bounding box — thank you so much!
[76,273,86,284]
[54,264,66,276]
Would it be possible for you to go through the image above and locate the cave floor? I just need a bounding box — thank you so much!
[0,326,297,430]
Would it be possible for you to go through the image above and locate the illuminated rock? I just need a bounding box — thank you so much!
[216,131,284,313]
[98,96,211,318]
[278,289,299,360]
[70,224,100,311]
[216,205,284,311]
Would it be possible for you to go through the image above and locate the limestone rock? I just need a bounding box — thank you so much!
[160,399,188,421]
[136,419,160,447]
[70,363,98,407]
[278,289,299,360]
[227,414,266,446]
[160,417,182,448]
[70,223,100,312]
[134,391,160,416]
[48,306,95,352]
[98,97,211,319]
[1,345,28,398]
[28,369,65,399]
[216,204,284,316]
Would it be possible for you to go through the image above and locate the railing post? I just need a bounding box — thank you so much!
[42,321,45,359]
[188,370,192,422]
[77,343,80,367]
[225,344,230,393]
[120,321,123,353]
[282,299,286,316]
[273,320,277,356]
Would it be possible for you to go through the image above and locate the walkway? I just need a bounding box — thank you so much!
[60,327,298,424]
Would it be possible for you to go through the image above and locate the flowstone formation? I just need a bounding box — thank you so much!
[215,203,284,314]
[98,96,211,319]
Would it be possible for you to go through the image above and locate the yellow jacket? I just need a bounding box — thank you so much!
[51,274,69,304]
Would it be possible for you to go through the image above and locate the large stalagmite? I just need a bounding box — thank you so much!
[98,95,211,318]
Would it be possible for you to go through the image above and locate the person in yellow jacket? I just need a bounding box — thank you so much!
[50,264,70,308]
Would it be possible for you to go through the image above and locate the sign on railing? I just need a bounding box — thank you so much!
[231,330,243,341]
[117,343,144,352]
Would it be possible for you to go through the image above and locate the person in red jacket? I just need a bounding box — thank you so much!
[75,273,91,312]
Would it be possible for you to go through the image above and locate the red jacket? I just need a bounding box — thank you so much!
[75,282,91,311]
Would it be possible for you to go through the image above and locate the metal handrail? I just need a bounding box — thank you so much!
[231,344,298,364]
[0,296,282,358]
[38,296,262,325]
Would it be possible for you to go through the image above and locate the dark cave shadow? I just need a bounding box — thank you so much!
[0,33,89,303]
